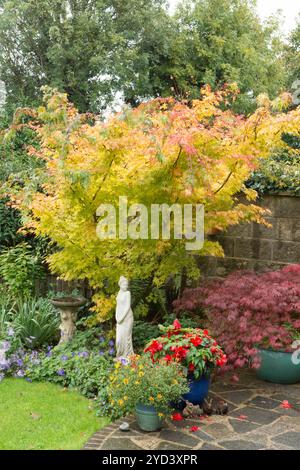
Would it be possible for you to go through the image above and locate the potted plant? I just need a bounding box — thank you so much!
[144,320,227,405]
[256,324,300,384]
[174,265,300,384]
[107,355,189,432]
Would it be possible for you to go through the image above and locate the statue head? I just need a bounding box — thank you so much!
[118,276,129,291]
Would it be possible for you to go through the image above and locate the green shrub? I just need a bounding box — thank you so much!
[0,243,45,297]
[26,346,113,399]
[13,298,59,349]
[247,133,300,195]
[103,355,189,420]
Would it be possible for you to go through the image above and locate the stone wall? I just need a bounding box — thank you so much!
[201,194,300,277]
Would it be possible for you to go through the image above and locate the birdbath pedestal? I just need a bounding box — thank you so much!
[51,296,86,344]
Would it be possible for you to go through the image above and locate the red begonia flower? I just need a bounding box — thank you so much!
[173,319,182,330]
[280,400,292,409]
[190,425,199,432]
[172,413,183,421]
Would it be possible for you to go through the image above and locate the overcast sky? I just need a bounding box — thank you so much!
[169,0,300,36]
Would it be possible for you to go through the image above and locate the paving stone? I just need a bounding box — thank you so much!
[156,441,190,450]
[189,429,214,442]
[219,439,264,450]
[271,431,300,450]
[200,443,225,450]
[272,392,300,405]
[220,390,255,406]
[210,382,251,392]
[230,406,279,425]
[229,418,258,434]
[263,417,297,436]
[100,438,143,450]
[276,407,300,418]
[248,395,281,409]
[204,423,233,439]
[159,429,199,447]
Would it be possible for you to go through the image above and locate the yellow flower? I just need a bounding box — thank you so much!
[157,393,162,400]
[135,381,141,385]
[111,400,115,405]
[138,364,144,370]
[123,378,129,385]
[118,399,124,406]
[158,412,164,418]
[149,396,154,402]
[124,395,128,401]
[138,371,145,377]
[172,379,178,384]
[115,362,120,369]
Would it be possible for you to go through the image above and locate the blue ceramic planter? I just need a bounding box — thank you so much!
[182,374,211,405]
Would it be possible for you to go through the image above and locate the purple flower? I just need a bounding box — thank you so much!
[120,357,129,366]
[16,359,24,367]
[0,341,10,352]
[61,355,69,361]
[78,351,89,358]
[99,336,105,343]
[109,348,115,356]
[16,369,25,377]
[25,378,32,383]
[98,351,104,356]
[57,369,65,376]
[108,340,115,347]
[7,327,14,337]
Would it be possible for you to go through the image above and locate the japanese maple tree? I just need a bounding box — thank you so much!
[174,264,300,371]
[7,86,300,322]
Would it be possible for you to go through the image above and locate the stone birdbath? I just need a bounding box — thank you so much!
[51,296,86,344]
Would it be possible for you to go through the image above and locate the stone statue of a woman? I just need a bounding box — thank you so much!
[115,276,134,359]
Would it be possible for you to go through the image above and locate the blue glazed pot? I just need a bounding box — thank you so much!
[256,348,300,384]
[135,403,163,432]
[182,374,211,405]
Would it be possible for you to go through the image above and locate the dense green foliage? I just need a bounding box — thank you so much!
[0,0,171,112]
[286,17,300,88]
[247,133,300,195]
[13,298,60,349]
[0,243,45,297]
[0,0,288,114]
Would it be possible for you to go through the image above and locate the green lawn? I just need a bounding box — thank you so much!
[0,378,108,450]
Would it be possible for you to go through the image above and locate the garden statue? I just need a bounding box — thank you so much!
[115,276,134,358]
[51,296,86,344]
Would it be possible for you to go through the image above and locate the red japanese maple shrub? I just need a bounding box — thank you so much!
[173,264,300,371]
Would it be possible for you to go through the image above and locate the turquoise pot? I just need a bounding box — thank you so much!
[135,404,163,432]
[256,348,300,384]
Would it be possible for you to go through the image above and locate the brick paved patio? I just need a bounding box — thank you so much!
[84,370,300,450]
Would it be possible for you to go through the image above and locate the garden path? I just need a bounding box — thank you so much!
[84,370,300,450]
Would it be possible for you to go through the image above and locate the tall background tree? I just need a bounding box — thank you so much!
[286,15,300,89]
[0,0,171,113]
[0,0,288,115]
